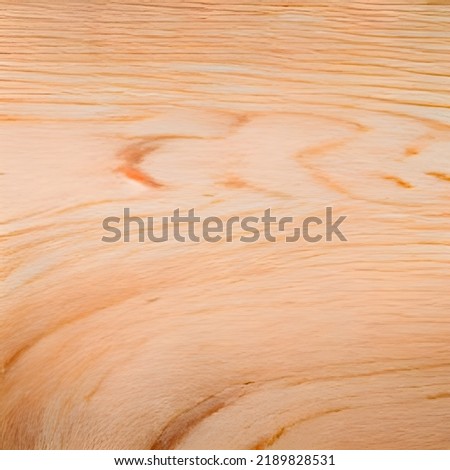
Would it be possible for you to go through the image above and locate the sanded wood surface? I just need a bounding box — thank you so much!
[1,0,450,449]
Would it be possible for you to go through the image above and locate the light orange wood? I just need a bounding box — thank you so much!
[1,0,449,449]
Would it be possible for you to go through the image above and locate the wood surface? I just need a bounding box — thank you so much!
[1,0,450,449]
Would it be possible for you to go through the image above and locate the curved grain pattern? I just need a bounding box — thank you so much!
[1,0,450,450]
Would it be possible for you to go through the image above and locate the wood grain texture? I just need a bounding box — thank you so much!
[1,0,450,449]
